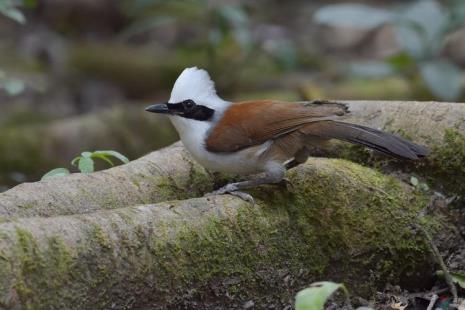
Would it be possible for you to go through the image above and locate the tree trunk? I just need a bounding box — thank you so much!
[0,100,462,309]
[0,149,447,309]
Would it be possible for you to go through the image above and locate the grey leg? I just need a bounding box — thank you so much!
[208,163,285,204]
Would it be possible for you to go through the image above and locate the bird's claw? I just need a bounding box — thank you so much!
[205,183,255,204]
[228,191,255,204]
[278,178,294,191]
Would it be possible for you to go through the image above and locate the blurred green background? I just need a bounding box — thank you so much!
[0,0,464,190]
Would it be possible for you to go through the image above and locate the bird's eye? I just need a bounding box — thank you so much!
[183,99,195,109]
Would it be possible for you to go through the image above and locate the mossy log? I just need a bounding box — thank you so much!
[0,105,178,186]
[340,100,465,144]
[336,100,465,199]
[0,142,444,309]
[0,100,463,308]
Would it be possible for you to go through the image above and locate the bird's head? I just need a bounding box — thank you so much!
[145,67,229,122]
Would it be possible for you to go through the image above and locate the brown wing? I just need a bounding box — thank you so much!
[205,100,347,153]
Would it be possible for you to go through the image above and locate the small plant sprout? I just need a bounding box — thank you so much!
[295,281,354,310]
[41,150,129,180]
[410,176,430,191]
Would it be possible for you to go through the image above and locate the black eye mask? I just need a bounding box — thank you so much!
[145,99,214,121]
[168,100,215,121]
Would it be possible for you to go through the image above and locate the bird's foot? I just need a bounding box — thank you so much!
[228,191,254,204]
[278,178,294,191]
[205,183,254,204]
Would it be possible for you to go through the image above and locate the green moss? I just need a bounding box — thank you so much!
[91,225,112,250]
[425,129,465,199]
[2,160,439,309]
[154,158,214,201]
[14,230,75,307]
[146,160,434,305]
[337,129,465,202]
[185,156,214,196]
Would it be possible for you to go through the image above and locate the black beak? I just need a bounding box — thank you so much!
[145,103,170,114]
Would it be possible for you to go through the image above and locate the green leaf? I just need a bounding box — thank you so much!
[78,157,94,173]
[419,60,463,101]
[1,7,25,24]
[451,272,465,289]
[295,281,346,310]
[81,151,92,158]
[386,53,416,71]
[410,176,419,187]
[401,0,447,43]
[347,61,394,78]
[393,24,425,59]
[41,168,70,181]
[2,78,25,96]
[436,270,465,289]
[93,150,129,164]
[313,4,394,29]
[71,156,81,166]
[420,183,429,191]
[91,153,114,167]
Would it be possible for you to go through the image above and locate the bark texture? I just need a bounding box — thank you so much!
[0,100,463,308]
[338,100,465,199]
[0,153,442,309]
[340,100,465,143]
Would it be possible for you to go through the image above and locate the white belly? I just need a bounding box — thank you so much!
[184,138,266,175]
[170,116,268,175]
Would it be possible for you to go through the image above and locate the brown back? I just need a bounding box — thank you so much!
[205,100,347,153]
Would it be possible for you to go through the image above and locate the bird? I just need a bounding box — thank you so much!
[145,67,429,202]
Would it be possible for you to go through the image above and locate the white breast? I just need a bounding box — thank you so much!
[169,116,267,175]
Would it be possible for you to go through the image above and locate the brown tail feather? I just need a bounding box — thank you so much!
[303,121,429,160]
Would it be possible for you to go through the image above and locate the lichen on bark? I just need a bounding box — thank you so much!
[0,157,443,309]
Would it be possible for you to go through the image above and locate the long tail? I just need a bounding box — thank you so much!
[305,121,429,160]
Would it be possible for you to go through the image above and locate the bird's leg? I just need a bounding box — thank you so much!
[208,164,285,204]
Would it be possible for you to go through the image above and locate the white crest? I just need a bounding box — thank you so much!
[169,67,229,111]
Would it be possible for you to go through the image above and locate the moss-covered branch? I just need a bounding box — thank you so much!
[336,100,465,200]
[340,100,465,144]
[0,143,204,218]
[1,98,463,308]
[0,156,446,309]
